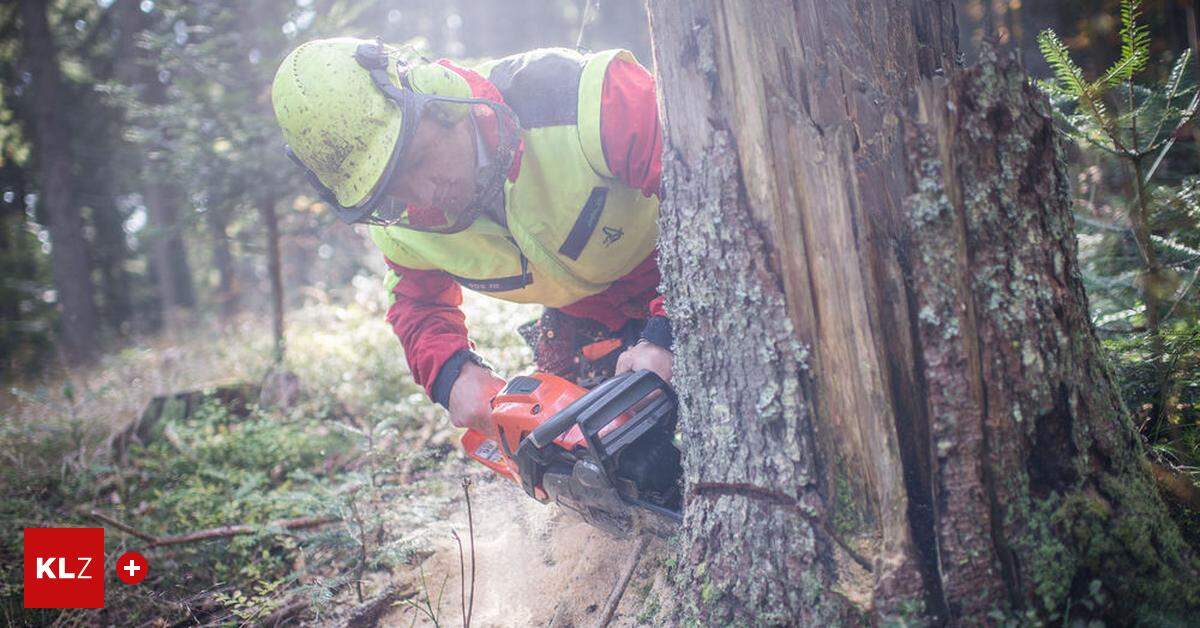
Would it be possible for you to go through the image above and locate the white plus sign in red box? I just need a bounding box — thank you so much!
[23,528,105,608]
[116,551,148,585]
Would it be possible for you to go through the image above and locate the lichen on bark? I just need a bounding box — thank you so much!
[658,127,844,624]
[902,50,1200,623]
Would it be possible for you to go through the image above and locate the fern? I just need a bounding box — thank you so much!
[1163,49,1194,104]
[1118,0,1151,79]
[1038,29,1088,98]
[1038,28,1118,147]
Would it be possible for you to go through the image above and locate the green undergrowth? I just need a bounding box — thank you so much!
[1039,0,1200,564]
[0,291,537,625]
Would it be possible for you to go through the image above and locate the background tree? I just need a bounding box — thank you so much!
[647,0,1198,623]
[16,0,100,363]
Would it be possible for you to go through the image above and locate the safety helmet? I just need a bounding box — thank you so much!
[271,37,519,232]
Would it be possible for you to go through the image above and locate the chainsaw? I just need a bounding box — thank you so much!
[460,369,683,537]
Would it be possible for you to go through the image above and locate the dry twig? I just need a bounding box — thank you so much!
[596,535,651,628]
[463,478,477,628]
[140,515,338,549]
[76,507,158,543]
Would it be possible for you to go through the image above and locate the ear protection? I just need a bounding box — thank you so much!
[354,42,473,126]
[404,62,474,126]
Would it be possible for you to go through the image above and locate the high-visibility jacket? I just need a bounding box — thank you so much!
[373,49,669,405]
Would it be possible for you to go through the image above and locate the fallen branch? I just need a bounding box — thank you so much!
[596,535,651,628]
[142,515,338,549]
[77,507,159,543]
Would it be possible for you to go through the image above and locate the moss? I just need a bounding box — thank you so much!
[879,598,927,628]
[831,465,873,537]
[637,592,662,624]
[1034,475,1200,623]
[1021,496,1077,615]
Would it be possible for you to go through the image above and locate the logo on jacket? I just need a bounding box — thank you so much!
[602,226,623,246]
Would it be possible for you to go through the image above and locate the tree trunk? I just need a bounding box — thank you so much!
[19,0,100,363]
[259,196,285,363]
[647,1,1199,624]
[89,180,133,336]
[111,0,195,332]
[207,205,238,324]
[144,178,194,331]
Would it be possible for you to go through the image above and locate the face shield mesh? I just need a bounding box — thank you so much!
[361,95,521,234]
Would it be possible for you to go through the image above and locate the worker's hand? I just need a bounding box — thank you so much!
[615,340,673,383]
[448,362,506,439]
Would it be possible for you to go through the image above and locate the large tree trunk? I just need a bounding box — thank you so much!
[647,1,1199,624]
[19,0,100,363]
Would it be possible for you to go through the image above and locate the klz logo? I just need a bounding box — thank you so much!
[24,528,104,608]
[35,556,95,579]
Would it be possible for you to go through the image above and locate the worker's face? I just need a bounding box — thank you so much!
[385,110,478,217]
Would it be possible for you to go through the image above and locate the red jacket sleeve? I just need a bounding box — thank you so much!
[383,258,472,398]
[599,57,663,198]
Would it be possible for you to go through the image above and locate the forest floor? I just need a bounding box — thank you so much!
[0,292,672,626]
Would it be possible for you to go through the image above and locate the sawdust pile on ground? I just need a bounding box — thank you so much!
[382,478,657,627]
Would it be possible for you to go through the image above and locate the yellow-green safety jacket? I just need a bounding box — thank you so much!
[367,48,660,309]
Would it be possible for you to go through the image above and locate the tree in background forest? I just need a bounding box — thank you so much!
[648,0,1198,624]
[16,0,101,363]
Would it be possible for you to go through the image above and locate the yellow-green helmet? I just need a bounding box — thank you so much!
[272,37,404,209]
[273,37,520,232]
[272,38,477,211]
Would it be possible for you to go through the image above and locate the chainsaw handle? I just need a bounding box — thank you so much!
[527,372,636,449]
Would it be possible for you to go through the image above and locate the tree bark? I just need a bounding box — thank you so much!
[207,205,238,323]
[111,0,195,332]
[19,0,100,363]
[259,196,285,363]
[647,0,1199,624]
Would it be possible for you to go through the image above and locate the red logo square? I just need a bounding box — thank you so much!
[23,528,105,609]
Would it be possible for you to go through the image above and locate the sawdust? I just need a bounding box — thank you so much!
[381,477,658,628]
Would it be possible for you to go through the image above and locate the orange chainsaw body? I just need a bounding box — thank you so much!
[459,370,682,535]
[461,372,628,500]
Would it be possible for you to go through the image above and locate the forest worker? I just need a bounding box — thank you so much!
[271,38,672,435]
